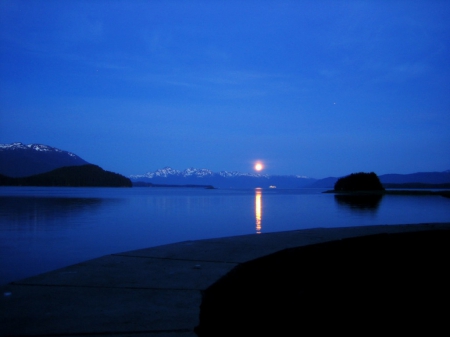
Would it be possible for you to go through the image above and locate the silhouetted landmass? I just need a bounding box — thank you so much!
[334,172,384,191]
[324,188,450,198]
[0,143,89,177]
[0,164,131,187]
[307,176,339,188]
[327,173,450,197]
[380,170,450,184]
[310,170,450,189]
[132,181,215,189]
[132,174,316,189]
[383,182,450,189]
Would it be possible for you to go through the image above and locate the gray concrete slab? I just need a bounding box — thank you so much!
[1,223,449,337]
[117,223,450,263]
[15,255,237,290]
[1,284,199,336]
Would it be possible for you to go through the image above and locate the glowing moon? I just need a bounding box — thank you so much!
[254,162,264,171]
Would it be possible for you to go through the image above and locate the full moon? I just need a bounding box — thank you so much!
[254,163,263,171]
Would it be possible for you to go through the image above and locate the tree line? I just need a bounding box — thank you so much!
[0,164,132,187]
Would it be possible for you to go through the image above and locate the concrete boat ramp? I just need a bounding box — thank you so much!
[1,222,449,337]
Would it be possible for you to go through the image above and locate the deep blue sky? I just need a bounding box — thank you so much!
[1,1,449,178]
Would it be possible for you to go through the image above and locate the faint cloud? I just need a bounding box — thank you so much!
[373,62,431,83]
[0,2,104,61]
[130,67,283,99]
[318,69,341,78]
[142,29,172,57]
[200,70,274,85]
[62,15,103,44]
[392,63,430,77]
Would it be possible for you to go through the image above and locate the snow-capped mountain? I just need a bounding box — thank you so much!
[0,142,89,177]
[130,167,315,188]
[0,142,75,154]
[130,166,270,179]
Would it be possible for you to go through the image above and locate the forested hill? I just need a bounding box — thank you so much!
[0,142,89,177]
[0,164,132,187]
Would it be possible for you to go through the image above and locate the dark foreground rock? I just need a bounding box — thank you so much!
[195,230,450,336]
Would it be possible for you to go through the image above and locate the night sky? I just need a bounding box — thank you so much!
[1,1,449,178]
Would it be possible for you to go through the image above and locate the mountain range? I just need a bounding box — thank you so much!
[1,142,449,188]
[130,167,450,189]
[0,142,89,177]
[130,167,316,189]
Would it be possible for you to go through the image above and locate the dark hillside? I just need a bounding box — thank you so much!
[0,164,132,187]
[380,171,450,184]
[0,143,89,177]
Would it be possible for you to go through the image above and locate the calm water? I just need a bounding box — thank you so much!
[1,186,449,285]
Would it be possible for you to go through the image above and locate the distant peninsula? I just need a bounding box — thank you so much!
[132,181,216,189]
[324,172,449,198]
[0,164,132,187]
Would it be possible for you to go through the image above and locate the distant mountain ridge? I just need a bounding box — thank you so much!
[1,142,449,189]
[130,166,311,179]
[130,167,315,189]
[0,142,89,177]
[130,167,270,179]
[379,171,450,184]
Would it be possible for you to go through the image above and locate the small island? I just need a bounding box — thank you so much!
[334,172,384,192]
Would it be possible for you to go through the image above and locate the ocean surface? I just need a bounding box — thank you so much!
[1,186,449,285]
